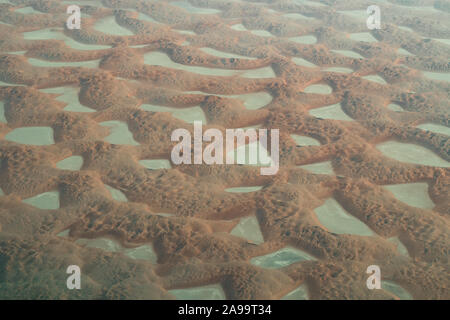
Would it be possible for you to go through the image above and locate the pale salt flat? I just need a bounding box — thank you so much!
[225,186,263,193]
[28,57,100,69]
[423,71,450,83]
[5,51,26,55]
[93,16,134,36]
[388,237,409,257]
[376,141,450,168]
[294,0,326,6]
[56,155,84,171]
[387,103,404,112]
[304,84,332,94]
[124,244,157,263]
[144,51,275,78]
[76,237,121,252]
[169,284,226,300]
[383,182,434,209]
[154,212,174,217]
[226,140,274,167]
[382,281,413,300]
[174,29,196,35]
[62,0,102,7]
[100,120,140,146]
[105,184,128,202]
[137,12,160,24]
[281,283,309,300]
[349,32,378,43]
[41,87,96,112]
[23,28,110,50]
[288,35,317,44]
[183,91,273,110]
[0,101,6,123]
[251,247,315,269]
[417,123,450,136]
[15,7,44,15]
[282,13,316,21]
[398,48,415,56]
[241,66,276,78]
[230,215,264,244]
[230,24,247,32]
[231,92,273,109]
[362,74,387,85]
[75,237,157,262]
[323,67,353,74]
[398,26,414,33]
[251,30,274,37]
[292,57,317,67]
[199,47,256,60]
[57,229,70,237]
[291,134,320,146]
[309,103,354,121]
[298,161,334,175]
[332,49,364,59]
[314,198,374,236]
[401,5,442,14]
[141,104,207,124]
[5,127,55,145]
[434,38,450,46]
[139,159,172,170]
[170,1,221,14]
[337,10,367,22]
[0,80,25,87]
[23,191,60,210]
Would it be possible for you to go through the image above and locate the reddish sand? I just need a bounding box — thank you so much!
[0,0,449,299]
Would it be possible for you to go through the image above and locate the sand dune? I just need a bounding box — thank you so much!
[0,0,448,300]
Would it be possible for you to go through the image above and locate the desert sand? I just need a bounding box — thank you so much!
[0,0,449,300]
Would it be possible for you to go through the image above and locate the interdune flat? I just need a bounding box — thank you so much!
[139,159,172,170]
[250,247,315,269]
[281,283,309,300]
[309,103,354,121]
[291,134,321,146]
[168,284,226,300]
[298,161,334,175]
[22,191,60,210]
[314,198,374,236]
[41,87,96,112]
[382,281,413,300]
[105,184,128,202]
[144,51,275,78]
[230,215,264,244]
[5,127,55,145]
[376,141,450,168]
[383,182,435,209]
[56,155,84,171]
[0,101,6,123]
[100,121,140,146]
[416,123,450,136]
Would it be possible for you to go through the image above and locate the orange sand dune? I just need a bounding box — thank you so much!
[0,0,448,300]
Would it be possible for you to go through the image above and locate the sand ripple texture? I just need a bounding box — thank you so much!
[0,0,449,299]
